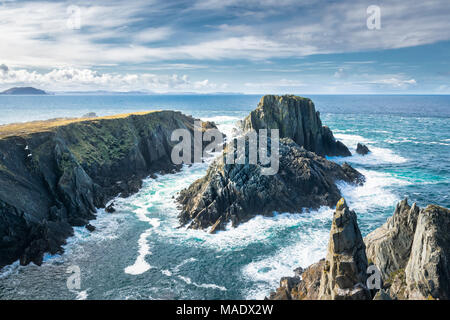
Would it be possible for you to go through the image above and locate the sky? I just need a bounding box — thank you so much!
[0,0,449,94]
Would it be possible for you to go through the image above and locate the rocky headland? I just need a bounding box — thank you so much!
[0,87,48,95]
[177,95,361,232]
[268,198,450,300]
[0,111,218,268]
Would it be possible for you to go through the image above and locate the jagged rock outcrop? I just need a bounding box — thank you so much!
[366,199,450,300]
[241,95,351,157]
[403,205,450,299]
[269,199,371,300]
[269,199,450,300]
[365,199,420,279]
[0,111,218,268]
[177,137,364,231]
[318,198,371,300]
[356,143,370,155]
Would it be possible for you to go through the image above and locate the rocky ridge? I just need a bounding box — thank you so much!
[177,137,363,232]
[177,95,359,231]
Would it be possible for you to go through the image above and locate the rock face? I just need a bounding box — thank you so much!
[270,199,450,300]
[318,198,371,300]
[356,143,370,155]
[269,199,371,300]
[365,199,420,279]
[0,111,217,268]
[177,137,364,231]
[241,95,351,157]
[366,199,450,300]
[404,205,450,299]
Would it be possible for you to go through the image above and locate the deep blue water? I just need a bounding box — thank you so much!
[0,94,449,299]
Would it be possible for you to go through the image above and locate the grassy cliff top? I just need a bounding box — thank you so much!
[0,111,162,139]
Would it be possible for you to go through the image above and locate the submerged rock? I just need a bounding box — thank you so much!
[356,143,370,155]
[177,137,364,231]
[241,95,351,157]
[105,202,116,213]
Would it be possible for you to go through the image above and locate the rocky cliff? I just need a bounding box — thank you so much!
[269,199,450,300]
[241,95,351,157]
[366,200,450,300]
[177,137,363,232]
[269,198,370,300]
[0,111,217,268]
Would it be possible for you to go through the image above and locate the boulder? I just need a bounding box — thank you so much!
[105,202,116,213]
[241,95,351,157]
[356,143,370,155]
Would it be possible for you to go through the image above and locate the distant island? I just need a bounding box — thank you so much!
[0,87,48,95]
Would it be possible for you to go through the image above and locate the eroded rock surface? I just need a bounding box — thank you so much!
[269,199,371,300]
[241,95,351,157]
[0,111,218,268]
[269,199,450,300]
[318,198,371,300]
[177,138,364,231]
[365,199,420,279]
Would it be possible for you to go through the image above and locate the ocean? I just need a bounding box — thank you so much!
[0,94,449,299]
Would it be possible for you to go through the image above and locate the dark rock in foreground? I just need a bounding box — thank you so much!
[177,137,364,231]
[0,111,218,268]
[241,95,351,157]
[356,143,370,155]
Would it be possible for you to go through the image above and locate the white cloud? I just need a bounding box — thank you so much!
[367,78,417,88]
[0,66,218,93]
[1,0,449,69]
[133,27,173,43]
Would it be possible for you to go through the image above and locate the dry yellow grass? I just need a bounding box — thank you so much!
[0,111,161,139]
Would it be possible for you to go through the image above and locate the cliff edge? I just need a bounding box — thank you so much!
[0,111,217,268]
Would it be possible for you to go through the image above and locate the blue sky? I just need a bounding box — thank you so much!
[0,0,449,93]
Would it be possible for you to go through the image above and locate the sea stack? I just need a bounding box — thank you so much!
[318,198,371,300]
[241,95,351,157]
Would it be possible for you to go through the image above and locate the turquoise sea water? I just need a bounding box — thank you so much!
[0,94,449,299]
